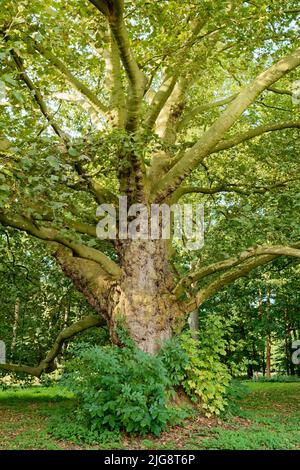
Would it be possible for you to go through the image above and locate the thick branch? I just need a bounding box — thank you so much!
[213,120,300,153]
[72,161,118,206]
[175,243,300,297]
[145,19,206,131]
[89,0,145,131]
[169,180,292,203]
[267,85,293,96]
[32,216,98,238]
[0,212,121,277]
[0,315,103,377]
[103,25,126,127]
[109,20,145,131]
[144,74,178,129]
[151,46,300,201]
[177,93,238,132]
[32,40,108,115]
[182,242,300,310]
[10,49,67,142]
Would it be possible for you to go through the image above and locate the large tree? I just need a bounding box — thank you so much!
[0,0,300,374]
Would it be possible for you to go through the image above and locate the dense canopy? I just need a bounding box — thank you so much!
[0,0,299,372]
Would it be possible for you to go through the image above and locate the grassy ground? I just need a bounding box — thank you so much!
[0,382,299,450]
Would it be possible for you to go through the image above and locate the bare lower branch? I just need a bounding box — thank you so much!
[175,243,300,297]
[182,242,300,310]
[0,315,104,378]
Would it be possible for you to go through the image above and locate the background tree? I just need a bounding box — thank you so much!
[200,261,300,378]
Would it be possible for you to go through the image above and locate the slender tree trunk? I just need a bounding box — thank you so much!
[265,287,272,378]
[247,363,254,379]
[11,297,20,354]
[289,328,296,376]
[284,308,293,375]
[285,335,290,375]
[262,350,266,376]
[265,334,272,379]
[62,301,70,355]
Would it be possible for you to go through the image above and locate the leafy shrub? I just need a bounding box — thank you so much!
[160,316,233,417]
[54,314,238,440]
[61,341,182,437]
[180,331,231,416]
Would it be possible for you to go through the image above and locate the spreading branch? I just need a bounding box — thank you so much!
[144,19,207,131]
[10,49,67,142]
[181,242,300,310]
[177,86,294,133]
[151,46,300,202]
[267,85,293,96]
[213,120,300,153]
[177,93,238,132]
[102,25,126,127]
[89,0,146,131]
[31,215,98,238]
[0,315,104,377]
[32,39,108,115]
[175,243,300,297]
[169,179,294,203]
[0,212,121,277]
[144,74,178,130]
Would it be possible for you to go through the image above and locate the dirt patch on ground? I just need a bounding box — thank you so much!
[123,414,252,449]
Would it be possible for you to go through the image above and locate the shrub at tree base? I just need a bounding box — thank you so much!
[62,343,182,437]
[58,320,233,440]
[160,319,232,417]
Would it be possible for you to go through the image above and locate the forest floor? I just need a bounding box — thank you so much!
[0,382,299,450]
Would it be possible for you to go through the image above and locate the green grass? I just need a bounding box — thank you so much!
[0,382,299,450]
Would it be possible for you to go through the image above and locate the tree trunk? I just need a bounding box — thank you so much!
[262,350,266,376]
[108,239,181,353]
[265,286,271,378]
[247,363,254,379]
[265,335,271,379]
[11,297,20,354]
[55,240,183,354]
[285,335,290,375]
[188,309,199,339]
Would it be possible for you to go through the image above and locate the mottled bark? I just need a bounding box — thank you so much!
[107,239,181,353]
